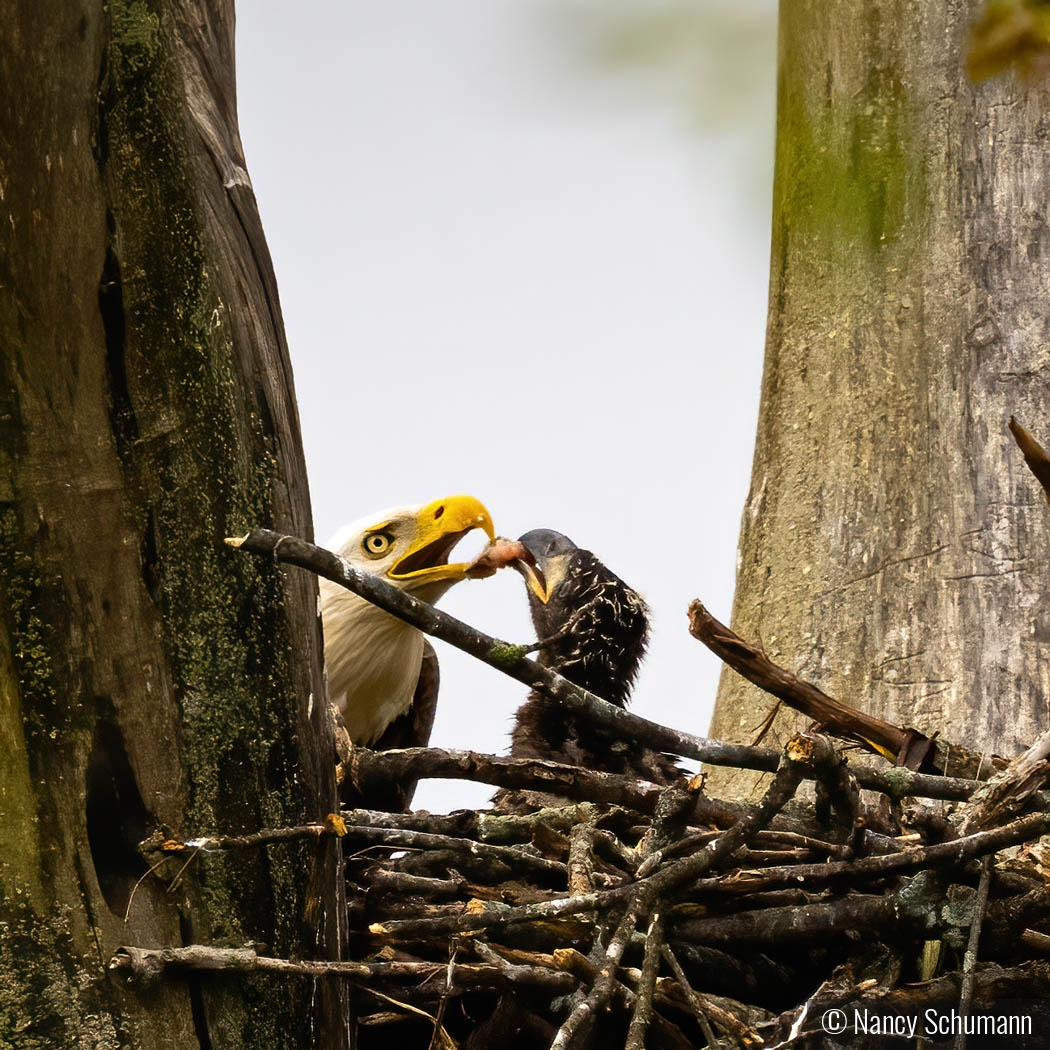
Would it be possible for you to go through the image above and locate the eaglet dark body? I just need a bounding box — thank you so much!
[497,538,680,812]
[473,537,687,1048]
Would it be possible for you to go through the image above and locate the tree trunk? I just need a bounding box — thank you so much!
[0,3,349,1046]
[709,0,1050,799]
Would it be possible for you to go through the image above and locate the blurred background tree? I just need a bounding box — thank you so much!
[708,0,1050,798]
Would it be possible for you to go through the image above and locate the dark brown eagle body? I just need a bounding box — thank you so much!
[524,544,647,704]
[498,530,680,811]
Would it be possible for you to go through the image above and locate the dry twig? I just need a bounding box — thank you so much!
[687,600,1003,779]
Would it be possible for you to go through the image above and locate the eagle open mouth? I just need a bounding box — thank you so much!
[391,528,476,578]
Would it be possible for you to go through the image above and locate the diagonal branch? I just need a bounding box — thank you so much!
[660,943,761,1047]
[687,599,1003,779]
[624,911,664,1050]
[228,528,760,770]
[957,726,1050,834]
[230,529,985,801]
[549,745,807,1048]
[688,809,1050,896]
[954,857,994,1050]
[1009,416,1050,500]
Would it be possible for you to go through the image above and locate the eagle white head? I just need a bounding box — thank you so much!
[320,494,494,749]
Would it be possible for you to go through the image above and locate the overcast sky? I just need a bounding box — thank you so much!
[235,1,777,810]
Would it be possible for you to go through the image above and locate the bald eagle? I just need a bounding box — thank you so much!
[321,494,494,810]
[497,529,680,810]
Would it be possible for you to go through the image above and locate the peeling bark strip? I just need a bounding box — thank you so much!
[0,4,346,1047]
[689,600,1004,779]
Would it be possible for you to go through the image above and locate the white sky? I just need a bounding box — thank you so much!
[236,1,776,810]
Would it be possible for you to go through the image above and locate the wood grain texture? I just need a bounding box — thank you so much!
[0,3,349,1046]
[709,0,1050,798]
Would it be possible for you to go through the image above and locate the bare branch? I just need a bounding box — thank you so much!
[954,857,994,1050]
[109,944,575,994]
[624,911,664,1050]
[351,741,982,808]
[661,943,762,1047]
[688,810,1050,897]
[1009,416,1050,500]
[227,530,796,773]
[687,599,1003,779]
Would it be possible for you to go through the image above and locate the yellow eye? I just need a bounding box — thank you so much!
[363,532,393,558]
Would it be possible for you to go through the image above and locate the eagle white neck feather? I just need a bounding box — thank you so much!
[320,579,424,747]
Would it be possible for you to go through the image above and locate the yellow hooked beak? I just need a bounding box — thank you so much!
[519,559,553,603]
[389,494,495,584]
[517,557,571,604]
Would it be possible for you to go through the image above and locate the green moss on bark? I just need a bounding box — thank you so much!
[111,1,161,70]
[0,508,58,720]
[105,0,298,822]
[0,624,45,912]
[773,8,927,269]
[0,899,121,1050]
[97,4,315,1041]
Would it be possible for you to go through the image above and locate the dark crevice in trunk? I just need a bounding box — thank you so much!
[254,380,277,444]
[181,913,215,1050]
[86,716,152,917]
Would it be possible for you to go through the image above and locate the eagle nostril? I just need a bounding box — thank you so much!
[434,506,445,520]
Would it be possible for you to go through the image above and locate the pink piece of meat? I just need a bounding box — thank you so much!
[466,537,528,579]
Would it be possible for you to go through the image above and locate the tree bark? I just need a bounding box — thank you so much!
[0,3,349,1047]
[709,0,1050,797]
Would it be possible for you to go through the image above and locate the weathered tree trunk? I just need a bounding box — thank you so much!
[709,0,1050,798]
[0,3,349,1046]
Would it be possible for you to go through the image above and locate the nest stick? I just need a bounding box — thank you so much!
[624,911,664,1050]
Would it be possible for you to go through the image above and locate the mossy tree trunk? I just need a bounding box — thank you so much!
[709,0,1050,799]
[0,3,350,1047]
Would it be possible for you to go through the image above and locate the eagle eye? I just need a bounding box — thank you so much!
[363,532,393,558]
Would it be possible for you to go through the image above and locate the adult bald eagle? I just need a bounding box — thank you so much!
[321,494,494,810]
[497,529,680,811]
